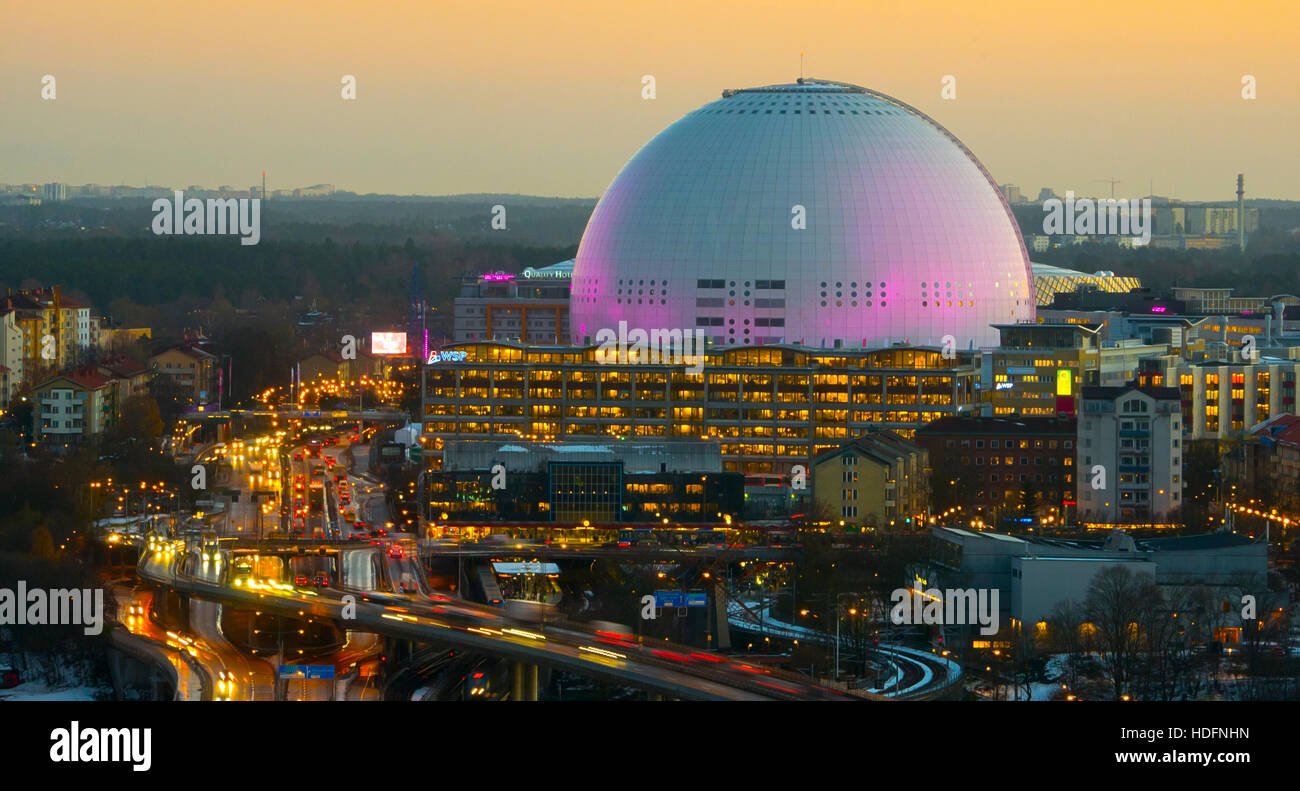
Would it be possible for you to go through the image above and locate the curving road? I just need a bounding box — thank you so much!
[137,541,861,701]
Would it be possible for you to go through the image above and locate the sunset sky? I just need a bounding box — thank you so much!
[3,0,1297,201]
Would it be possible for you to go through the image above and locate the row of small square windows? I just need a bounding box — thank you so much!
[706,108,899,115]
[697,279,786,289]
[695,317,784,327]
[725,99,897,109]
[816,299,985,308]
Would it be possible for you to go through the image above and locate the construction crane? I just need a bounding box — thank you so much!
[1093,178,1122,199]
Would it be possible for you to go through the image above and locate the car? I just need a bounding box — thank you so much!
[232,562,255,585]
[128,602,144,617]
[294,574,309,585]
[312,572,329,587]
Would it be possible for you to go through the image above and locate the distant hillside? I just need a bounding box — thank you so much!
[0,194,598,247]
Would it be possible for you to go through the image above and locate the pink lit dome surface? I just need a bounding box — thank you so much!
[570,79,1033,349]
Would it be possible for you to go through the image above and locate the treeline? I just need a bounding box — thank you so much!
[1033,244,1300,297]
[0,236,572,309]
[0,195,597,247]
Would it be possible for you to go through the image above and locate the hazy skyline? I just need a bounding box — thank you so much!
[4,0,1298,201]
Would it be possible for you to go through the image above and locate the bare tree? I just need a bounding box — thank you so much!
[1009,617,1045,701]
[1133,587,1201,700]
[1047,598,1087,689]
[1084,565,1160,700]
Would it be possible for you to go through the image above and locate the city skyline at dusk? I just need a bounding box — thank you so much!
[3,0,1298,200]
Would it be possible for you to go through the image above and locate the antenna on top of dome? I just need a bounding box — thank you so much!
[800,52,804,81]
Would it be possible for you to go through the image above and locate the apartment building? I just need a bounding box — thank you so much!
[811,431,928,527]
[1076,384,1182,524]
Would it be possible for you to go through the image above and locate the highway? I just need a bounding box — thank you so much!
[726,599,961,699]
[137,425,865,701]
[136,540,861,701]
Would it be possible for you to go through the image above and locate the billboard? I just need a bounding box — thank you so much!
[371,332,408,355]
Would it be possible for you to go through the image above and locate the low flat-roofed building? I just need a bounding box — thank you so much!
[924,526,1265,645]
[425,439,739,524]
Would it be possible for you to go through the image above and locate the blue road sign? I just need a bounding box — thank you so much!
[654,590,683,608]
[279,664,334,680]
[686,590,707,607]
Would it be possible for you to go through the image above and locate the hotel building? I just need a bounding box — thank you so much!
[422,341,979,475]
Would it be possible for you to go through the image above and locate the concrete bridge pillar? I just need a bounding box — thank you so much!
[524,663,538,701]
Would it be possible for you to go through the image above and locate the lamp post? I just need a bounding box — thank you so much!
[834,591,867,682]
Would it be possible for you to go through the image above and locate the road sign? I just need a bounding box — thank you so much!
[278,664,334,680]
[686,590,707,607]
[653,590,683,608]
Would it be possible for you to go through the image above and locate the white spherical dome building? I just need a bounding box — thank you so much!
[570,79,1033,349]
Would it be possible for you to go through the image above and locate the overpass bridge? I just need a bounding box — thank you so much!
[182,407,408,422]
[136,539,862,701]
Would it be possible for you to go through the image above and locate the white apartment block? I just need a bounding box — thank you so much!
[1077,384,1182,524]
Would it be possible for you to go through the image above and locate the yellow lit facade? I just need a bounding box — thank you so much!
[987,323,1101,416]
[422,342,978,474]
